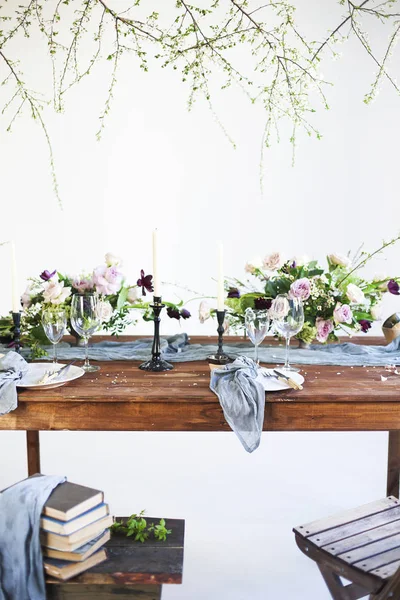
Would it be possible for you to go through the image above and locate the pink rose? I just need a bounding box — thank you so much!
[333,302,352,324]
[42,277,71,305]
[93,265,123,296]
[316,318,334,343]
[72,275,94,293]
[263,252,284,271]
[289,278,311,301]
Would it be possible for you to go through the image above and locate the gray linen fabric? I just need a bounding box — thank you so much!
[6,333,400,367]
[0,474,66,600]
[210,356,265,453]
[0,351,28,415]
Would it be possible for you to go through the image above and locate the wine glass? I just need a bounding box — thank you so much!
[70,293,100,372]
[244,307,270,365]
[272,294,304,371]
[41,308,67,365]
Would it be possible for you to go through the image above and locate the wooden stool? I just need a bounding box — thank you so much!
[46,517,184,599]
[294,497,400,600]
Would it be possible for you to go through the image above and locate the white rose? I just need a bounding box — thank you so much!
[42,278,71,305]
[263,252,284,271]
[21,283,39,309]
[328,253,351,268]
[245,256,263,274]
[291,255,310,267]
[346,283,366,305]
[127,287,139,303]
[105,252,122,267]
[371,303,383,321]
[95,300,113,323]
[199,300,211,324]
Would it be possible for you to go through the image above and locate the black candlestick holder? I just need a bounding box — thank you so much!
[207,309,232,365]
[139,296,173,372]
[12,311,22,354]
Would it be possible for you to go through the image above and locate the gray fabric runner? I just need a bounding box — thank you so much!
[0,351,29,415]
[210,356,265,453]
[3,333,400,367]
[0,474,66,600]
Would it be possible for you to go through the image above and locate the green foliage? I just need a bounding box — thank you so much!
[111,511,172,543]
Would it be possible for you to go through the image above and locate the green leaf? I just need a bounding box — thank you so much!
[117,286,129,310]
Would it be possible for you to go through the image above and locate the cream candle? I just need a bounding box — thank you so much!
[217,242,225,311]
[10,241,19,312]
[152,230,160,297]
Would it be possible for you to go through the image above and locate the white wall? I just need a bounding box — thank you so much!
[1,0,400,598]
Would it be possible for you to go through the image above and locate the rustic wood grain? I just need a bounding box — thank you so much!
[46,584,162,599]
[26,430,41,475]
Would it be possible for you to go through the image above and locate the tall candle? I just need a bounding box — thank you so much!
[10,241,19,312]
[217,242,225,311]
[152,230,160,297]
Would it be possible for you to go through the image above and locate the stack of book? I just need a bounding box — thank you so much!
[40,480,112,581]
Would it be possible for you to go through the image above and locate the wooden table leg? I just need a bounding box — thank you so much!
[387,431,400,497]
[26,430,41,475]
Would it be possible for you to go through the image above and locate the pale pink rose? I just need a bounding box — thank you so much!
[72,275,94,293]
[370,303,383,320]
[263,252,284,271]
[346,283,366,305]
[42,277,71,305]
[245,256,262,274]
[95,300,113,323]
[328,253,351,268]
[199,300,211,323]
[105,252,122,267]
[333,302,353,324]
[316,317,334,343]
[269,296,290,319]
[289,278,311,301]
[127,287,140,303]
[93,265,123,295]
[21,284,37,309]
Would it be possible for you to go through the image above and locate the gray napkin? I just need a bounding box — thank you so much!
[0,351,29,415]
[210,356,265,453]
[0,474,66,600]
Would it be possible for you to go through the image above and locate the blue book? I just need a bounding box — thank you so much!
[41,502,109,535]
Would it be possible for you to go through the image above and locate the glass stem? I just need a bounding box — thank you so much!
[53,343,57,364]
[254,343,259,365]
[84,338,90,368]
[284,335,290,369]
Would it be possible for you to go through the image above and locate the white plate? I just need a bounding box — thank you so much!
[17,363,85,390]
[257,368,304,392]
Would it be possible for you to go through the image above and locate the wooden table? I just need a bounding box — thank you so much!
[46,516,184,599]
[1,336,400,496]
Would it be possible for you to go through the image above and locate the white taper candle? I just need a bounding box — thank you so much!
[152,230,160,297]
[217,241,225,311]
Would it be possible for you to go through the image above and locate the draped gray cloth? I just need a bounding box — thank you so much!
[0,351,28,415]
[0,474,66,600]
[210,356,265,453]
[4,333,400,367]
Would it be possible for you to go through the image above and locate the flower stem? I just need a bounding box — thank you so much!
[337,235,400,287]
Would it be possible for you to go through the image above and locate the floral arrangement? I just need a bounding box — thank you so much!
[0,253,191,357]
[221,238,400,345]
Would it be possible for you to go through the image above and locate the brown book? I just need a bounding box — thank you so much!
[43,480,104,522]
[41,515,113,551]
[42,530,110,562]
[43,549,107,581]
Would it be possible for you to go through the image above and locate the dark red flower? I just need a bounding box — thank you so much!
[167,306,181,320]
[181,308,191,319]
[359,319,372,333]
[227,287,240,299]
[388,279,400,295]
[254,297,272,310]
[40,269,56,281]
[137,270,153,296]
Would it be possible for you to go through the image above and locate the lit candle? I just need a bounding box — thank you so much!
[152,230,160,297]
[10,241,19,312]
[217,241,225,311]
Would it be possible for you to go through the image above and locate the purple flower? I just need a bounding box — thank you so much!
[254,297,272,310]
[359,319,372,333]
[137,270,153,297]
[388,279,400,295]
[167,306,181,320]
[93,265,123,296]
[316,318,334,343]
[40,269,56,281]
[227,287,241,299]
[333,302,353,324]
[289,277,311,301]
[181,308,191,319]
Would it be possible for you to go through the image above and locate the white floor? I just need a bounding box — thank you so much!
[0,430,388,599]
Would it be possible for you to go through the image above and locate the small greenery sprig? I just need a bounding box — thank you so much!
[111,511,172,543]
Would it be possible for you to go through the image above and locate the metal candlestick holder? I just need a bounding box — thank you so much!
[12,311,22,354]
[139,296,173,372]
[207,309,232,365]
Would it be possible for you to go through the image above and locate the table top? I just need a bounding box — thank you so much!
[3,336,400,433]
[46,517,184,586]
